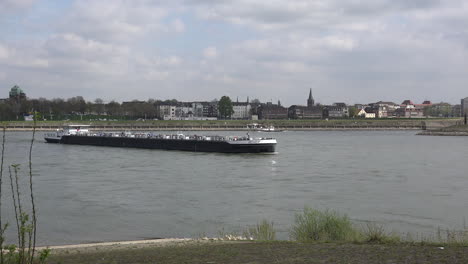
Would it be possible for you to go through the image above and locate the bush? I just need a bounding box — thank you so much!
[290,208,358,242]
[244,220,276,241]
[362,223,400,244]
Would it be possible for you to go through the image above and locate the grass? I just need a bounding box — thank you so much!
[290,208,359,242]
[0,118,458,127]
[243,220,276,241]
[361,223,401,244]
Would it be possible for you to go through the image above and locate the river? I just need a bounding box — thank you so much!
[1,130,468,245]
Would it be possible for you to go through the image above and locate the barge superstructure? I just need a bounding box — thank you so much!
[45,125,277,153]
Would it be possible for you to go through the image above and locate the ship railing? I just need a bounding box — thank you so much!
[66,132,240,142]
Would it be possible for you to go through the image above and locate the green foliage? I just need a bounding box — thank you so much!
[38,248,51,264]
[290,208,359,242]
[243,220,276,241]
[361,223,400,244]
[218,96,234,119]
[348,106,358,118]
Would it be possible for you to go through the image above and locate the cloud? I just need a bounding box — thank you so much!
[203,47,218,59]
[171,18,186,33]
[59,0,171,43]
[0,44,10,60]
[0,42,48,68]
[1,0,468,104]
[0,0,36,12]
[189,0,447,30]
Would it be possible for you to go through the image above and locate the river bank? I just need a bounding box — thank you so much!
[0,118,461,131]
[417,124,468,136]
[45,239,468,264]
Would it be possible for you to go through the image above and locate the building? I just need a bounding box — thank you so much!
[288,105,323,119]
[202,102,218,118]
[323,103,349,118]
[368,101,399,118]
[461,97,468,117]
[357,108,375,118]
[395,105,424,118]
[452,104,462,117]
[157,101,218,120]
[156,104,176,120]
[174,102,194,119]
[259,102,288,119]
[232,100,251,119]
[307,88,315,108]
[9,85,26,102]
[288,89,323,119]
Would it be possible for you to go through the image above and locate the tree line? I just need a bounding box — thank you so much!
[0,96,240,121]
[0,97,183,121]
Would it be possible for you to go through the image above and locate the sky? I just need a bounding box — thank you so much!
[0,0,467,106]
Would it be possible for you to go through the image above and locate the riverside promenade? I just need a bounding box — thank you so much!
[1,119,461,131]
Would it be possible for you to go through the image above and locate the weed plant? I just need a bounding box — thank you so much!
[0,118,50,264]
[361,223,400,244]
[243,220,276,241]
[290,207,359,242]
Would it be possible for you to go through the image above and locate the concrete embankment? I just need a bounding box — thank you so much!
[1,119,461,131]
[418,131,468,136]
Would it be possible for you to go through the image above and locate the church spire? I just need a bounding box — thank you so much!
[307,88,314,108]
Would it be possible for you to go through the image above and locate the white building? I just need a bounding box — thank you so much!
[157,105,176,120]
[232,102,251,119]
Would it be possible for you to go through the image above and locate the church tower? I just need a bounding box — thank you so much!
[307,88,315,108]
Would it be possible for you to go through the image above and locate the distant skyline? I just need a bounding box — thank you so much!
[1,0,468,105]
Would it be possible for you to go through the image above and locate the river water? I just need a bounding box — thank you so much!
[1,130,468,245]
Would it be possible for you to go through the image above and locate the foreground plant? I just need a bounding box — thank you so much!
[361,222,400,244]
[0,116,49,264]
[243,220,276,241]
[290,207,359,242]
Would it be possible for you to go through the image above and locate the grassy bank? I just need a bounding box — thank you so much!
[44,208,468,263]
[1,118,461,131]
[46,241,468,264]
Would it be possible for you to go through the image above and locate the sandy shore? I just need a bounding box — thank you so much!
[37,238,200,254]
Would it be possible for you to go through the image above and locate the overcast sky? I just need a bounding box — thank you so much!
[1,0,467,105]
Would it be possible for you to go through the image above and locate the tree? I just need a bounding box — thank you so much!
[348,106,358,118]
[94,98,105,115]
[66,96,86,114]
[218,96,234,119]
[106,101,121,117]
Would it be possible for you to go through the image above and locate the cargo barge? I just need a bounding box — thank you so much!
[44,125,277,153]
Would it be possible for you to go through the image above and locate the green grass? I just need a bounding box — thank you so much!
[2,118,458,129]
[361,223,401,244]
[290,208,360,242]
[243,220,276,241]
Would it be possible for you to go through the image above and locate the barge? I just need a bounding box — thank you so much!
[44,125,277,153]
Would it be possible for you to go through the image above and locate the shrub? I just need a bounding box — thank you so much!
[243,220,276,241]
[362,223,400,244]
[290,208,358,242]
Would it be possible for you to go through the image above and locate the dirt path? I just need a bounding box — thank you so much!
[45,240,468,264]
